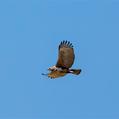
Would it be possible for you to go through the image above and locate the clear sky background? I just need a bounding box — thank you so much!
[0,0,119,119]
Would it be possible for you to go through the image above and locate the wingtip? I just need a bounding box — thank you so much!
[41,73,47,76]
[62,40,65,44]
[59,40,73,48]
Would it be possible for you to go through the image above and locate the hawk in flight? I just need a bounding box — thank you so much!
[42,40,81,79]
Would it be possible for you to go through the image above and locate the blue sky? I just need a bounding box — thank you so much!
[0,0,119,119]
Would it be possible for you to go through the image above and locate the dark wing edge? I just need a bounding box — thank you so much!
[58,40,73,50]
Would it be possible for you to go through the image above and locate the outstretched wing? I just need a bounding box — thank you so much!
[56,40,75,69]
[42,70,67,79]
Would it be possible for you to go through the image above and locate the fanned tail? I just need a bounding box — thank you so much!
[70,69,81,75]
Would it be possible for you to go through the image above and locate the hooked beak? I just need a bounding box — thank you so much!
[48,67,53,71]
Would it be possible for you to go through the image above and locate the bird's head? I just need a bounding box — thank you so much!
[48,65,57,71]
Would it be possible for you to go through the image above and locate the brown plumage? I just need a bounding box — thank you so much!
[56,40,74,68]
[42,40,81,79]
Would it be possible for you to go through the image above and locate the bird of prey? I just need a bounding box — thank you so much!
[42,40,81,79]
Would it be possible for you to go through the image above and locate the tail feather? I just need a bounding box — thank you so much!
[70,69,81,75]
